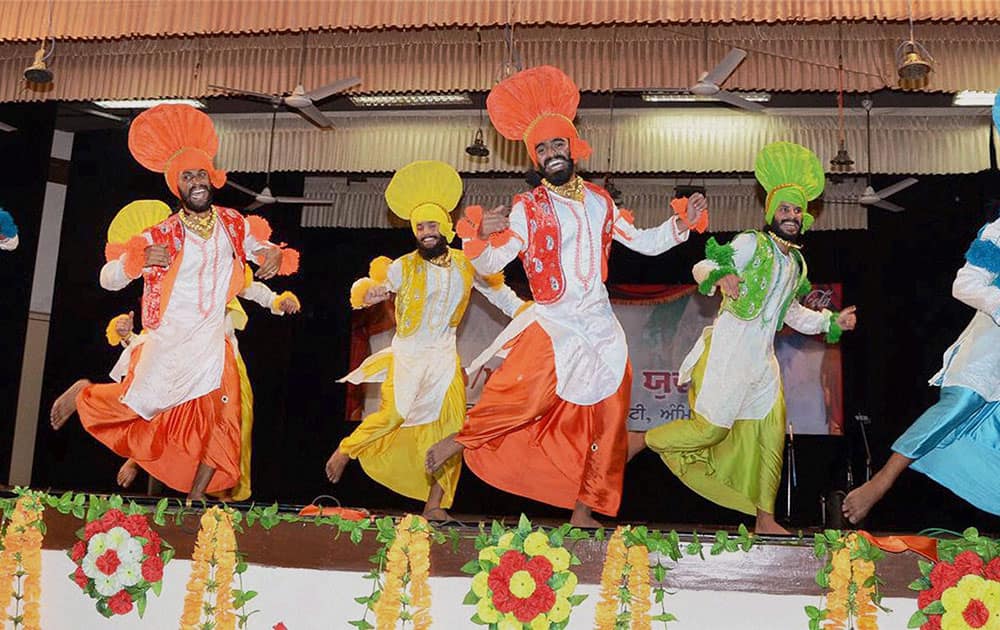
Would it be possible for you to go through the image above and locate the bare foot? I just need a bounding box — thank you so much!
[325,449,350,483]
[117,460,139,488]
[50,379,90,430]
[422,507,451,522]
[842,478,890,524]
[754,512,791,535]
[570,501,603,528]
[425,433,464,475]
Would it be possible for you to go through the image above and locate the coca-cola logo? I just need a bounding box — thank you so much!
[804,288,834,310]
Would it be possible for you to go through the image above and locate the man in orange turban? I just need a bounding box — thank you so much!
[425,66,708,526]
[49,105,299,501]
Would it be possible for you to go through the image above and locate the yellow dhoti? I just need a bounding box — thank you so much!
[339,353,464,508]
[645,332,786,516]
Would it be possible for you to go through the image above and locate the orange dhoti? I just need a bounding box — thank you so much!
[458,322,632,516]
[76,341,242,494]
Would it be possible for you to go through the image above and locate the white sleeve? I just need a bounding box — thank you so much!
[612,209,689,256]
[692,232,757,294]
[953,262,1000,324]
[100,258,134,290]
[242,217,276,259]
[239,280,279,311]
[473,276,525,318]
[466,202,528,276]
[0,234,18,251]
[384,258,404,293]
[783,301,832,335]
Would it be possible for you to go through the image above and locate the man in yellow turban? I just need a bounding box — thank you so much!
[643,142,857,533]
[325,160,525,520]
[424,66,707,527]
[49,107,300,501]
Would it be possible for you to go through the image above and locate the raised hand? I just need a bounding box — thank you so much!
[114,311,135,340]
[279,297,300,314]
[364,285,390,306]
[256,247,282,280]
[686,192,707,225]
[837,305,858,330]
[478,205,510,239]
[716,273,742,299]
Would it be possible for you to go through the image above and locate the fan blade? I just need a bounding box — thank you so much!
[274,196,338,205]
[305,76,362,103]
[700,48,748,87]
[0,121,16,132]
[714,90,765,112]
[873,177,918,200]
[245,200,266,211]
[873,199,905,212]
[207,84,278,102]
[293,102,334,129]
[226,180,261,197]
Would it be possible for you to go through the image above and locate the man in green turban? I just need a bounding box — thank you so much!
[642,142,857,533]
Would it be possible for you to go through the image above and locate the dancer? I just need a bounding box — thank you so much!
[644,142,857,534]
[50,105,299,500]
[425,66,707,527]
[325,160,524,520]
[843,215,1000,522]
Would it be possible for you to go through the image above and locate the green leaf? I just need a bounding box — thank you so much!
[108,494,123,509]
[907,609,929,628]
[348,620,374,630]
[462,590,479,605]
[922,601,945,615]
[153,498,169,527]
[517,513,531,533]
[549,572,568,590]
[491,520,504,538]
[651,612,678,622]
[349,528,363,544]
[567,594,587,606]
[804,605,823,620]
[152,580,162,597]
[594,527,605,542]
[137,592,148,618]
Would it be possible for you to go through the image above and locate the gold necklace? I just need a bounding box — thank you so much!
[542,175,585,202]
[180,208,216,240]
[427,250,451,268]
[767,230,802,251]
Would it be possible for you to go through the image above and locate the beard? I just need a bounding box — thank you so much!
[540,155,574,186]
[417,234,449,260]
[181,184,213,213]
[768,216,802,243]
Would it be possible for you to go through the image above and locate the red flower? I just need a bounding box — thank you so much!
[73,567,89,590]
[273,624,288,630]
[963,599,990,627]
[71,541,87,563]
[84,519,107,538]
[983,558,1000,581]
[143,541,160,558]
[953,551,985,577]
[123,514,149,537]
[486,550,558,622]
[921,614,942,630]
[95,550,122,576]
[141,555,164,582]
[102,509,127,529]
[930,561,961,594]
[107,589,133,615]
[918,587,937,610]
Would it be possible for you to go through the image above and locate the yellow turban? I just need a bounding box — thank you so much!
[754,142,825,232]
[384,160,462,242]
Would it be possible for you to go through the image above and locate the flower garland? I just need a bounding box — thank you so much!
[0,495,44,630]
[809,531,883,630]
[181,507,239,630]
[69,507,171,618]
[909,528,1000,630]
[374,514,432,629]
[594,527,653,630]
[463,515,585,630]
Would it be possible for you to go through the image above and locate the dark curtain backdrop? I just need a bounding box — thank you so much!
[31,126,1000,533]
[0,102,56,480]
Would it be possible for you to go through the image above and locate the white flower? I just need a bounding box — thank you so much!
[117,538,143,564]
[94,573,121,597]
[105,527,130,550]
[87,533,109,556]
[116,562,142,588]
[81,554,100,579]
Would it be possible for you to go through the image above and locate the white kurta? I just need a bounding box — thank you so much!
[0,234,17,251]
[342,255,523,427]
[930,218,1000,401]
[684,232,831,428]
[100,217,269,419]
[469,186,689,405]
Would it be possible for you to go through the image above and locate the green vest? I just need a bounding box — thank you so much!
[720,231,811,330]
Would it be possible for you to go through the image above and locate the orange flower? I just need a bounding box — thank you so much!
[595,528,628,630]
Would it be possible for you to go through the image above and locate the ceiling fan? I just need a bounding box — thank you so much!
[208,76,361,129]
[828,98,917,213]
[628,47,764,112]
[226,109,338,210]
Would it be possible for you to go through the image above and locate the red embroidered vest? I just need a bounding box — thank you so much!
[141,206,248,330]
[517,182,615,304]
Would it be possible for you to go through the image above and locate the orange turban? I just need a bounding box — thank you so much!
[127,104,227,199]
[486,65,592,167]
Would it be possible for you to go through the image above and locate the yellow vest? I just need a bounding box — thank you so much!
[395,248,475,337]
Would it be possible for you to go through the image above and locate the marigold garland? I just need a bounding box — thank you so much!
[594,527,653,630]
[820,533,879,630]
[0,496,44,630]
[181,507,239,630]
[375,514,432,630]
